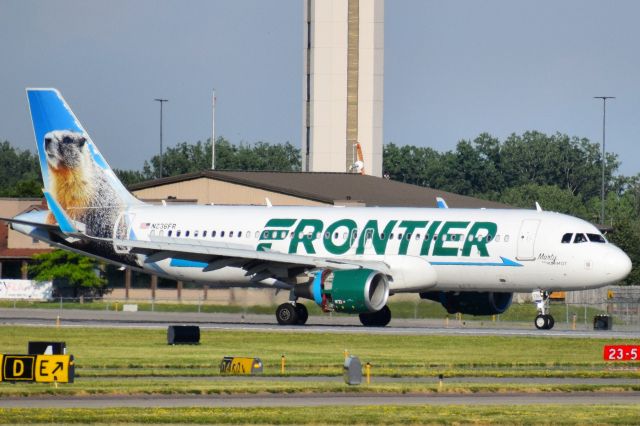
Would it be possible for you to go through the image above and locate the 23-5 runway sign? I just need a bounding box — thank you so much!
[0,354,74,383]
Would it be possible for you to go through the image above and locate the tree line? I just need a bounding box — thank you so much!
[2,131,638,286]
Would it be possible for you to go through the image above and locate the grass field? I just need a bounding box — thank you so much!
[1,325,639,424]
[1,325,638,384]
[1,405,640,425]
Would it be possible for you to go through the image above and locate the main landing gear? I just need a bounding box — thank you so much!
[274,301,392,327]
[532,290,555,330]
[276,302,308,326]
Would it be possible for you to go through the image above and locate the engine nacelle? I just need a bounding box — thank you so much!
[420,291,513,316]
[295,269,389,314]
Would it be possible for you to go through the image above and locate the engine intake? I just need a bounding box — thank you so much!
[295,268,389,314]
[420,291,513,316]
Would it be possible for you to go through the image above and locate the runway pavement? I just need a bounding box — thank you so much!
[1,392,639,408]
[1,307,639,339]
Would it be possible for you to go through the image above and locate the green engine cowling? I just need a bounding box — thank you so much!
[295,268,390,314]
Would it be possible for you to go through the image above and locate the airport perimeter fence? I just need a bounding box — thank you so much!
[2,291,640,330]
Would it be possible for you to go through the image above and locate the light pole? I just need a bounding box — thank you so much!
[154,98,168,178]
[593,96,615,225]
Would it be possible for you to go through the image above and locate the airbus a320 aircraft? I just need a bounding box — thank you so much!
[4,89,632,330]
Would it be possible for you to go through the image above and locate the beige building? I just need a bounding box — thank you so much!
[0,198,51,279]
[302,0,384,177]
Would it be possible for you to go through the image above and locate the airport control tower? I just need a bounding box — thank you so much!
[302,0,384,177]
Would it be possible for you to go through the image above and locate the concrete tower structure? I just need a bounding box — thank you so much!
[302,0,384,177]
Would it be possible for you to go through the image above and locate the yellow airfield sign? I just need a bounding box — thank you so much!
[0,354,74,383]
[219,357,263,375]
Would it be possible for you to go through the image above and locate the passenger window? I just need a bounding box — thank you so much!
[212,230,216,237]
[185,231,190,237]
[398,234,404,240]
[406,233,411,240]
[150,230,156,237]
[325,232,330,239]
[587,233,606,243]
[561,233,573,244]
[203,231,207,237]
[229,231,234,238]
[221,231,225,237]
[380,233,385,239]
[194,231,198,238]
[238,231,242,238]
[168,230,172,237]
[486,235,492,242]
[335,232,339,239]
[390,233,394,239]
[415,234,420,240]
[504,235,509,242]
[176,231,181,237]
[574,233,587,243]
[495,235,500,242]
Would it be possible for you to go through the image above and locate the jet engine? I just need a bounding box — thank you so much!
[420,291,513,316]
[295,269,389,314]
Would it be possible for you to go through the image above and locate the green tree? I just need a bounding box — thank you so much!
[0,141,41,197]
[29,250,108,298]
[141,137,301,179]
[499,184,589,218]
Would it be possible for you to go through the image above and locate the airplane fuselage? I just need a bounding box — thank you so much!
[115,204,629,292]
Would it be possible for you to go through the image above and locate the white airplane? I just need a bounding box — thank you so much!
[4,89,632,330]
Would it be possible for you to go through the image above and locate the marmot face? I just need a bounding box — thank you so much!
[44,130,89,170]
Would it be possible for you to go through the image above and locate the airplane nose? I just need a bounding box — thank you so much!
[604,247,632,282]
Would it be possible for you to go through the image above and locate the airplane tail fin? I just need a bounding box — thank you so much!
[27,88,141,237]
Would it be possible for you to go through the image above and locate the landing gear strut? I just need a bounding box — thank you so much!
[532,290,555,330]
[275,302,308,326]
[359,305,392,327]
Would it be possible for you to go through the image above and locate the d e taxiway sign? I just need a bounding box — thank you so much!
[0,354,74,383]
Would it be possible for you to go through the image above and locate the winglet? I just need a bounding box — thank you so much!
[436,197,448,209]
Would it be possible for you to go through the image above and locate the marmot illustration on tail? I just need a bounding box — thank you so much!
[44,130,123,238]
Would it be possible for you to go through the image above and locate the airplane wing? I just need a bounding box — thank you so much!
[0,215,59,231]
[113,236,392,283]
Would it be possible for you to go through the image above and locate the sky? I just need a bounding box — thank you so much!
[1,0,639,176]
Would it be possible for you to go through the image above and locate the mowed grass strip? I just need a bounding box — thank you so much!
[1,405,640,425]
[0,378,639,397]
[0,326,637,378]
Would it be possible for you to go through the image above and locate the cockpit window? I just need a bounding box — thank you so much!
[587,233,606,243]
[561,233,573,244]
[574,233,587,243]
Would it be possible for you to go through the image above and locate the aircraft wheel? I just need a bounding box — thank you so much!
[534,314,547,330]
[295,303,308,325]
[546,314,555,330]
[276,303,298,325]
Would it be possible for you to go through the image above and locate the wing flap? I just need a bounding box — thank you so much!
[114,237,391,275]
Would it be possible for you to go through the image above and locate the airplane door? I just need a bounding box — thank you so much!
[516,219,540,261]
[113,212,135,254]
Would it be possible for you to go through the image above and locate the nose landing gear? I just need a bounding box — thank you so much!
[532,290,555,330]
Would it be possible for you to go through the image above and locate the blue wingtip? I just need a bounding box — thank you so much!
[499,257,523,267]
